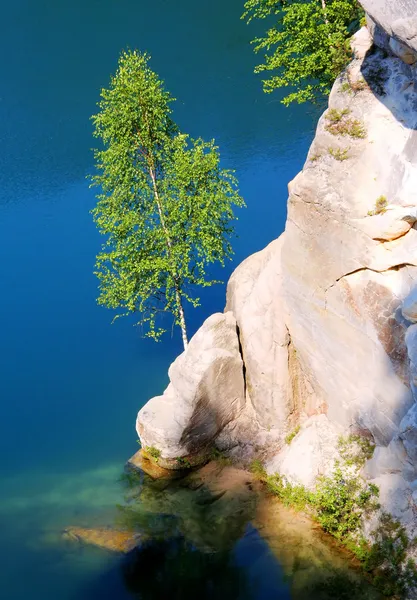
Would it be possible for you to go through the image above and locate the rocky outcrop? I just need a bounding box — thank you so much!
[136,312,245,467]
[136,3,417,535]
[362,0,417,55]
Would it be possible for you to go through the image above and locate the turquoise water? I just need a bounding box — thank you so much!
[0,0,317,598]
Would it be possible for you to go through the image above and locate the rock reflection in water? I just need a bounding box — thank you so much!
[75,461,383,599]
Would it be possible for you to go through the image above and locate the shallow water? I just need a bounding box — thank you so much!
[0,0,328,597]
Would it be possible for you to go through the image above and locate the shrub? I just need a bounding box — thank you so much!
[310,152,322,162]
[349,77,368,92]
[210,447,232,467]
[337,433,375,467]
[265,472,312,511]
[253,434,417,597]
[325,108,366,138]
[363,513,417,597]
[285,424,301,444]
[249,458,267,479]
[328,147,350,161]
[145,446,161,463]
[176,456,192,469]
[312,464,379,540]
[367,195,388,216]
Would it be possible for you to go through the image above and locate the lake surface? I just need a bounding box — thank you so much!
[0,0,318,598]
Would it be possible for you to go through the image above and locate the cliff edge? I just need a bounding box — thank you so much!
[136,2,417,535]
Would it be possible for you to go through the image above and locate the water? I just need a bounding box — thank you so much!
[0,0,322,598]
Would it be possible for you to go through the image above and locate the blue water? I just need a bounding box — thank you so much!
[0,1,317,598]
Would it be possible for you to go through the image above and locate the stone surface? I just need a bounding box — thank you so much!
[225,236,293,434]
[389,36,417,65]
[358,206,416,241]
[63,527,143,553]
[127,449,185,480]
[351,26,373,60]
[137,312,245,464]
[402,289,417,323]
[361,0,417,53]
[266,415,342,488]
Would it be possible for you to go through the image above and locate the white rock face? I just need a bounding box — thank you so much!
[361,0,417,53]
[136,312,245,464]
[266,415,342,489]
[403,290,417,323]
[389,36,417,65]
[225,237,292,433]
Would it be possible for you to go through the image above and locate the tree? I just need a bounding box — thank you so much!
[242,0,364,105]
[90,50,244,350]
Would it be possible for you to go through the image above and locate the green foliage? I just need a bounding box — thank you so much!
[349,76,368,92]
[362,513,417,597]
[249,458,267,478]
[265,472,313,511]
[176,456,192,469]
[310,152,322,162]
[328,146,349,161]
[367,195,388,216]
[242,0,364,105]
[250,434,417,597]
[325,108,366,138]
[340,80,353,94]
[210,447,232,467]
[337,433,375,467]
[312,464,379,540]
[375,195,388,213]
[285,424,301,444]
[145,446,161,463]
[90,50,244,346]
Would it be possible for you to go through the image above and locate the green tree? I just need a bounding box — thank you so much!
[242,0,364,105]
[91,50,244,349]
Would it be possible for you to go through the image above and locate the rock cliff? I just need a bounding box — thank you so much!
[137,1,417,534]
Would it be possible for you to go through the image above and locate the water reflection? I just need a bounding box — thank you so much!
[95,461,382,600]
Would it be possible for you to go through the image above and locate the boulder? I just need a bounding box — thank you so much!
[389,36,417,65]
[402,290,417,323]
[360,0,417,53]
[266,415,342,488]
[351,26,373,60]
[136,312,245,466]
[225,236,293,433]
[63,527,143,553]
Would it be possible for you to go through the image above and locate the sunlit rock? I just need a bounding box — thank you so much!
[137,312,245,466]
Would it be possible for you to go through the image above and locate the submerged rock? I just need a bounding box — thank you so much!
[127,448,185,480]
[63,526,143,553]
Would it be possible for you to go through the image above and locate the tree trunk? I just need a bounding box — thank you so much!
[149,167,189,350]
[321,0,329,25]
[175,286,188,350]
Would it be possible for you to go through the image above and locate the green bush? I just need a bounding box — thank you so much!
[252,435,417,597]
[312,464,379,540]
[249,458,267,479]
[363,513,417,597]
[328,147,350,161]
[325,108,366,138]
[285,424,301,444]
[145,446,161,463]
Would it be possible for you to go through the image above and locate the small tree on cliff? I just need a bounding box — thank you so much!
[90,50,244,349]
[242,0,364,105]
